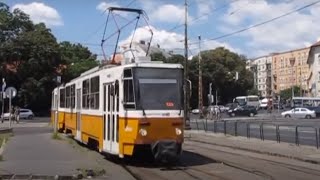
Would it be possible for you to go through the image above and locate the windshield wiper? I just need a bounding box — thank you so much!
[178,98,182,115]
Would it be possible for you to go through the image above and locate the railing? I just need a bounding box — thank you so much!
[190,119,319,149]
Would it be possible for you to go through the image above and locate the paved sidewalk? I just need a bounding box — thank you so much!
[185,130,320,164]
[0,122,134,179]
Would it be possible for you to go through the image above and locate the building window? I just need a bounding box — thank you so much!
[318,72,320,81]
[318,54,320,64]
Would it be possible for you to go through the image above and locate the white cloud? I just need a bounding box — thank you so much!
[220,0,320,56]
[96,1,120,12]
[136,1,193,24]
[150,4,193,24]
[12,2,63,27]
[195,0,215,21]
[120,26,241,56]
[121,26,184,49]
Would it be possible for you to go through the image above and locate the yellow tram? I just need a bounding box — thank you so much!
[51,55,184,162]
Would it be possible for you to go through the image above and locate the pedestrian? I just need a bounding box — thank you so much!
[14,106,20,123]
[9,106,15,122]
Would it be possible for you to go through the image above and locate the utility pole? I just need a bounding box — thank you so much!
[1,78,6,123]
[184,0,190,129]
[198,35,203,118]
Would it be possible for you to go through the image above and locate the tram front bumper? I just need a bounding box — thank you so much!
[151,140,181,163]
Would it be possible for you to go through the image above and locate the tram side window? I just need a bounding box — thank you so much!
[71,84,75,108]
[90,76,100,109]
[123,79,135,109]
[59,88,65,108]
[66,86,71,108]
[82,79,90,109]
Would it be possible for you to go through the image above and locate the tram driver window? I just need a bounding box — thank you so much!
[123,79,135,109]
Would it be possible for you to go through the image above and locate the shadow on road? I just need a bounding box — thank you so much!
[103,149,218,170]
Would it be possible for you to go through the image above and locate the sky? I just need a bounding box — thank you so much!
[3,0,320,60]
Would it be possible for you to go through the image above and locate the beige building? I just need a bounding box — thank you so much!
[272,47,310,95]
[307,41,320,97]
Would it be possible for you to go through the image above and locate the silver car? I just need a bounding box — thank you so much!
[281,108,316,119]
[1,108,34,120]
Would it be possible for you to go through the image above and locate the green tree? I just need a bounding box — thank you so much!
[188,47,253,108]
[247,87,259,96]
[150,52,166,62]
[279,86,301,100]
[59,41,98,82]
[0,3,98,114]
[165,54,184,64]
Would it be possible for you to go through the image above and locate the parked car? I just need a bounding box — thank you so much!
[224,103,238,111]
[1,108,34,120]
[228,105,258,117]
[281,108,315,119]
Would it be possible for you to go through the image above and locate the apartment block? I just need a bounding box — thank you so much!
[307,41,320,97]
[249,56,272,98]
[272,47,310,95]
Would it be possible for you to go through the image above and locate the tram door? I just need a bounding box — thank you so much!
[103,81,119,154]
[76,89,81,141]
[53,94,58,130]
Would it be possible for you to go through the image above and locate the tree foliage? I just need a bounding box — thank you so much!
[59,41,98,83]
[0,3,98,114]
[247,87,259,96]
[150,52,166,62]
[279,86,301,100]
[150,47,254,108]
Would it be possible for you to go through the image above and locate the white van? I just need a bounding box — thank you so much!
[259,98,271,109]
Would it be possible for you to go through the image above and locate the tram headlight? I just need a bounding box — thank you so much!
[175,128,182,135]
[139,128,147,136]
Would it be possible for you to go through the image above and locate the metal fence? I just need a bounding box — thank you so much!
[190,119,319,149]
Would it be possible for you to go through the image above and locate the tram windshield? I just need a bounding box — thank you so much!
[133,67,183,110]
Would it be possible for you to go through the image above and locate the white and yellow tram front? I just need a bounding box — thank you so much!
[116,65,184,162]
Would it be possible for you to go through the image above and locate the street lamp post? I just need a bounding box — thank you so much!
[198,35,203,118]
[1,78,6,123]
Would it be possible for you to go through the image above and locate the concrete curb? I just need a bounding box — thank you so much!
[0,128,13,134]
[185,131,320,165]
[0,128,12,158]
[0,137,7,157]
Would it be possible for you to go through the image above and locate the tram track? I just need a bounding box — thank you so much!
[118,151,269,180]
[187,138,320,177]
[185,139,320,179]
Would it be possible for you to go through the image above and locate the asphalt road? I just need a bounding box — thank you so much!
[190,111,320,147]
[2,118,320,179]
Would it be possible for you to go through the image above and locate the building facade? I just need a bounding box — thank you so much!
[307,41,320,97]
[250,56,272,98]
[272,47,310,95]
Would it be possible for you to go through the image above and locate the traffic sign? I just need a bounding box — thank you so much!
[5,87,17,98]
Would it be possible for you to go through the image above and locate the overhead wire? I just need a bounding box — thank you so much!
[168,0,241,32]
[189,0,320,45]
